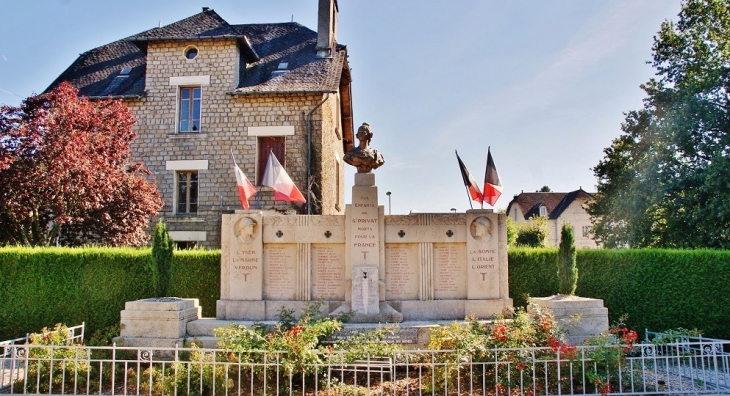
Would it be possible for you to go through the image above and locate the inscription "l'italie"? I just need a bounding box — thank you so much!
[470,249,497,281]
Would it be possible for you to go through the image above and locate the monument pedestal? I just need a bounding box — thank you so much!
[116,298,201,348]
[529,296,608,345]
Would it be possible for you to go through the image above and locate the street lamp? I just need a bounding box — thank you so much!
[386,191,391,215]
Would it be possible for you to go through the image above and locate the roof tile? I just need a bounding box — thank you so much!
[45,10,346,98]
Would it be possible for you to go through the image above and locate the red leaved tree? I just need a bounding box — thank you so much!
[0,82,163,246]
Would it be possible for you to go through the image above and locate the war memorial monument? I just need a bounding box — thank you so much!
[119,123,516,347]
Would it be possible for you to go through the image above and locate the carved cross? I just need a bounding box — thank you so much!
[324,230,332,238]
[446,230,454,237]
[398,230,405,238]
[276,230,283,238]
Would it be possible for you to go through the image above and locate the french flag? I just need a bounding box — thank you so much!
[261,150,306,203]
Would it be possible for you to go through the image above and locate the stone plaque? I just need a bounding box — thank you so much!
[434,243,467,299]
[263,244,297,300]
[352,266,379,314]
[322,327,418,344]
[385,244,419,300]
[221,213,263,300]
[349,182,380,267]
[466,212,501,299]
[311,244,345,300]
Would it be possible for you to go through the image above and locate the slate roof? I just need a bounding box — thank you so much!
[45,9,348,99]
[506,189,595,220]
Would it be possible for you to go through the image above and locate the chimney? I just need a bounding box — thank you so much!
[316,0,338,58]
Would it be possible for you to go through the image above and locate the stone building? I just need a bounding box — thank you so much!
[506,189,599,248]
[45,0,353,248]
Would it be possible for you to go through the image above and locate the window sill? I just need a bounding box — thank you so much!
[168,132,207,139]
[167,215,206,223]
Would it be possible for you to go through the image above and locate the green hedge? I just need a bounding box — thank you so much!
[0,247,222,341]
[167,249,220,318]
[0,247,154,341]
[509,248,730,339]
[2,247,730,341]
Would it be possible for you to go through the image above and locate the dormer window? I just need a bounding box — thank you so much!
[271,62,289,77]
[184,47,199,60]
[539,206,548,217]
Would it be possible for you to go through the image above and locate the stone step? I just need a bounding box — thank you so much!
[186,318,278,337]
[187,335,219,349]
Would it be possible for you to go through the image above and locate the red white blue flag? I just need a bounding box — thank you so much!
[456,150,483,204]
[231,151,257,210]
[261,150,306,203]
[482,147,503,206]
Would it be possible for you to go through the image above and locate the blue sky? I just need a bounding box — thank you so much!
[0,0,681,214]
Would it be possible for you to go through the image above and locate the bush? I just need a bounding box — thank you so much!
[514,216,549,247]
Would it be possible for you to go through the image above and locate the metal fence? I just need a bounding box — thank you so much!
[1,338,728,395]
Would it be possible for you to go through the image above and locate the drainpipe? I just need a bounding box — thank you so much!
[306,93,330,215]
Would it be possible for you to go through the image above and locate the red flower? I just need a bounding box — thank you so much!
[493,324,509,342]
[287,325,304,336]
[548,336,560,352]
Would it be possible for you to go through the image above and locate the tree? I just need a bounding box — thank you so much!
[557,224,578,295]
[539,185,552,192]
[0,82,163,246]
[151,221,174,297]
[589,0,730,248]
[515,216,549,247]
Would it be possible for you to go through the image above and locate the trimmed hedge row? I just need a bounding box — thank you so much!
[509,248,730,339]
[2,247,729,340]
[167,249,220,318]
[0,247,221,341]
[0,247,155,341]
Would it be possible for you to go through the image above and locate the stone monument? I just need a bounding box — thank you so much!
[214,122,511,325]
[116,122,514,348]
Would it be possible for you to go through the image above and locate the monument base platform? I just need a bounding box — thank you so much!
[393,299,514,321]
[216,300,339,320]
[216,299,513,323]
[330,302,404,323]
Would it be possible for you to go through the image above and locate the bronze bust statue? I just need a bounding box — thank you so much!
[344,123,385,173]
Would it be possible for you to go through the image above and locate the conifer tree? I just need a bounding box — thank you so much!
[557,224,578,295]
[151,220,174,297]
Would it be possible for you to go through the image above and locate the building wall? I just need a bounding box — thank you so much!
[554,198,599,249]
[508,198,598,249]
[126,39,344,248]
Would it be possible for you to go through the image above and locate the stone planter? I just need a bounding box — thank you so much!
[528,295,608,345]
[116,297,201,348]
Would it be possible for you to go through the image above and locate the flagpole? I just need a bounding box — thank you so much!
[463,184,474,209]
[456,150,476,210]
[480,146,485,210]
